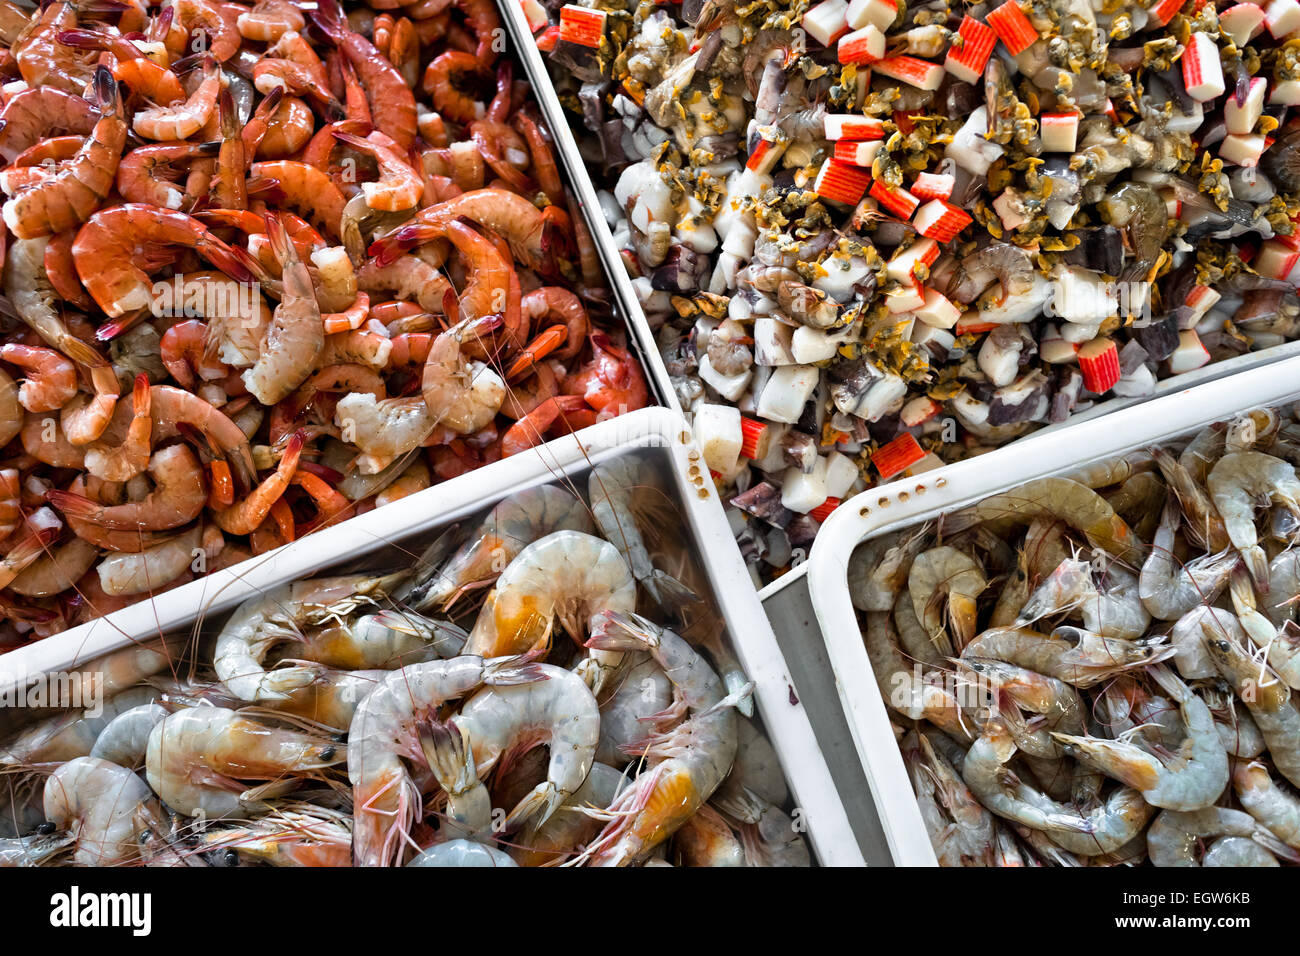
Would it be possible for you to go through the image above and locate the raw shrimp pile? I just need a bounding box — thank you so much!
[0,0,651,641]
[851,405,1300,866]
[0,459,810,866]
[532,0,1300,583]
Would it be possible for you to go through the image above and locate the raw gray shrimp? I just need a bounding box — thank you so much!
[212,572,440,701]
[1233,759,1300,848]
[1211,693,1266,759]
[265,667,388,731]
[864,611,969,737]
[1202,630,1300,787]
[89,702,168,769]
[467,530,636,693]
[1179,423,1228,484]
[714,717,789,811]
[1138,496,1236,620]
[962,626,1174,688]
[961,721,1156,856]
[1170,605,1238,680]
[511,762,628,867]
[1,685,160,766]
[713,787,811,867]
[895,592,946,666]
[347,654,545,867]
[673,803,745,867]
[417,721,491,843]
[1146,807,1289,867]
[1229,565,1300,688]
[847,528,929,613]
[43,756,165,866]
[1017,556,1151,640]
[406,839,517,867]
[0,830,75,866]
[903,730,994,866]
[145,706,342,819]
[575,611,749,866]
[395,486,594,612]
[1207,451,1300,590]
[1062,450,1153,489]
[452,663,600,831]
[1052,664,1229,811]
[962,658,1085,759]
[1150,446,1231,553]
[1203,836,1281,866]
[588,455,698,613]
[908,546,986,653]
[1265,549,1300,625]
[942,477,1138,558]
[594,653,673,767]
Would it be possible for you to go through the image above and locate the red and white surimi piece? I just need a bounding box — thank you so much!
[1225,76,1266,134]
[804,0,851,47]
[558,5,605,46]
[1078,337,1121,393]
[911,171,954,201]
[873,55,945,91]
[899,396,941,427]
[913,199,973,242]
[1169,330,1211,373]
[910,287,962,328]
[534,24,560,50]
[1267,0,1300,37]
[886,279,926,313]
[815,157,873,204]
[824,114,886,140]
[1040,112,1080,152]
[838,24,885,63]
[873,433,926,480]
[1147,0,1185,26]
[833,140,883,167]
[1220,132,1267,166]
[1255,239,1300,279]
[1220,2,1267,45]
[520,0,548,33]
[870,179,920,217]
[986,1,1037,54]
[847,0,897,32]
[1181,32,1225,101]
[943,15,996,84]
[746,135,780,173]
[886,237,939,282]
[1183,284,1221,322]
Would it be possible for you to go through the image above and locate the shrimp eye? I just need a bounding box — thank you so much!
[320,746,336,760]
[224,849,239,866]
[36,821,56,835]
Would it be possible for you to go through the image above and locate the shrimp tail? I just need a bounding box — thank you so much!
[585,609,659,652]
[503,780,561,831]
[309,0,345,38]
[481,653,549,686]
[641,570,699,615]
[44,489,102,522]
[416,720,475,792]
[198,234,261,285]
[59,334,109,369]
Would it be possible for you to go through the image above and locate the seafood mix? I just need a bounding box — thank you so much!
[0,455,811,866]
[530,0,1300,583]
[0,0,651,642]
[851,405,1300,866]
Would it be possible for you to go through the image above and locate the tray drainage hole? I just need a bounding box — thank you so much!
[936,477,948,488]
[878,496,890,507]
[915,484,926,494]
[680,431,693,445]
[898,491,910,503]
[858,507,870,516]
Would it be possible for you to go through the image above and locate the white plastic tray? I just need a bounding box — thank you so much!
[0,408,863,866]
[805,353,1300,866]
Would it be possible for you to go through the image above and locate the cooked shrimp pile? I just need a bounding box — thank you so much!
[851,405,1300,866]
[0,0,652,642]
[535,0,1300,583]
[0,457,809,867]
